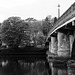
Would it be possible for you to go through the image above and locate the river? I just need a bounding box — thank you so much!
[0,55,75,75]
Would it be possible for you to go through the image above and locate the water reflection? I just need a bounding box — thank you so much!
[68,65,75,75]
[0,56,50,75]
[1,55,75,75]
[49,62,68,75]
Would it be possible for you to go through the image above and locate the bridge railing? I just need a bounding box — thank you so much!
[47,2,75,38]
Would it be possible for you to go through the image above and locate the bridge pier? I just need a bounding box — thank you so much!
[50,36,57,54]
[69,35,74,57]
[57,32,70,57]
[49,42,51,53]
[48,31,75,58]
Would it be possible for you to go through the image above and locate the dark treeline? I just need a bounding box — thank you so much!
[0,16,57,49]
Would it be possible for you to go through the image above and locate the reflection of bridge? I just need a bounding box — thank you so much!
[46,3,75,58]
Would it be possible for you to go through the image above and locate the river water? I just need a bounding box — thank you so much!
[0,55,75,75]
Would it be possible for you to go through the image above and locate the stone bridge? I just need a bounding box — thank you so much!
[46,2,75,58]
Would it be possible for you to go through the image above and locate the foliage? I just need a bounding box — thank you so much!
[20,31,31,47]
[54,17,58,24]
[41,17,58,36]
[41,21,51,36]
[36,32,46,45]
[31,31,46,46]
[29,21,42,33]
[45,15,51,22]
[0,16,30,48]
[29,21,43,45]
[25,17,37,22]
[0,16,57,48]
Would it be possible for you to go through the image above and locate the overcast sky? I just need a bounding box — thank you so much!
[0,0,74,22]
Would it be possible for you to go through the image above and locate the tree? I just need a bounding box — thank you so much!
[29,21,42,33]
[45,15,51,23]
[0,17,30,48]
[29,21,42,45]
[25,17,37,22]
[41,21,51,36]
[41,16,57,36]
[20,31,31,47]
[36,32,46,45]
[54,17,58,24]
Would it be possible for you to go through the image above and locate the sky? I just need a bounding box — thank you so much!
[0,0,74,22]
